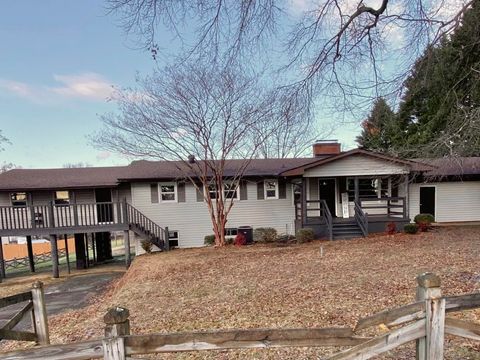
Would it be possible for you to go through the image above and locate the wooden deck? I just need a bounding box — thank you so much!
[0,202,129,237]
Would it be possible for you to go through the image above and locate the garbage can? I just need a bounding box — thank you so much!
[237,226,253,244]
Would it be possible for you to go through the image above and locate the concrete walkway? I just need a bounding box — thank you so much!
[0,270,123,333]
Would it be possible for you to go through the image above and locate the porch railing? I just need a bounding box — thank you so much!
[358,197,407,218]
[354,200,368,237]
[0,201,128,234]
[321,200,333,240]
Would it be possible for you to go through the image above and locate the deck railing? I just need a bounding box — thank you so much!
[0,201,128,235]
[358,197,407,218]
[354,200,368,237]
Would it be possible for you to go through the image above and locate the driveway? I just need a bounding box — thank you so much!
[0,271,123,333]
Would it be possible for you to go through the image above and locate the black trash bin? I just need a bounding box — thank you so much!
[237,226,253,244]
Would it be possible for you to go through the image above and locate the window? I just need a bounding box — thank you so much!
[168,230,179,247]
[224,182,239,199]
[225,228,238,237]
[11,192,27,207]
[159,183,177,202]
[205,182,239,200]
[54,191,70,205]
[264,179,278,199]
[346,177,391,201]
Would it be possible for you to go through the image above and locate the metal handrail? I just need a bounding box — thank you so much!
[354,200,368,237]
[320,200,333,240]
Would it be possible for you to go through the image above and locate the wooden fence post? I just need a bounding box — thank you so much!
[103,307,130,360]
[31,281,50,345]
[164,226,170,251]
[416,272,445,360]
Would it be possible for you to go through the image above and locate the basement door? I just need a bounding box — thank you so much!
[419,186,436,219]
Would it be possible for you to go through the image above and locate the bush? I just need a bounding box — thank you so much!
[140,239,153,254]
[276,234,296,243]
[234,232,247,246]
[204,234,216,246]
[386,222,397,235]
[253,227,278,243]
[414,214,435,232]
[404,223,418,234]
[225,236,234,245]
[296,228,315,243]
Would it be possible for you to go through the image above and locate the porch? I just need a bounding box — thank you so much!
[294,174,411,240]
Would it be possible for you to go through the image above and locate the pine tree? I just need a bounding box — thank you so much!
[356,98,398,152]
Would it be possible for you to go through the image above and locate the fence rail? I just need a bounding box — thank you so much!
[0,281,49,345]
[1,273,479,360]
[4,249,67,270]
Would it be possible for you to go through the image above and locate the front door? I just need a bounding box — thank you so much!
[420,187,435,219]
[319,179,336,217]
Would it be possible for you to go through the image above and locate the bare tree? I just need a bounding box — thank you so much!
[93,62,281,246]
[106,0,474,113]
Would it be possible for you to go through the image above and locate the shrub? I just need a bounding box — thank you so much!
[204,234,216,246]
[234,232,247,246]
[386,222,397,235]
[140,239,153,254]
[276,234,296,243]
[404,223,418,234]
[296,228,315,243]
[414,214,435,232]
[253,227,278,243]
[225,236,234,245]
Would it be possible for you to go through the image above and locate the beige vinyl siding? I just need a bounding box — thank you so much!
[409,181,480,222]
[31,191,53,205]
[75,189,95,203]
[131,181,296,248]
[304,154,409,177]
[0,192,10,206]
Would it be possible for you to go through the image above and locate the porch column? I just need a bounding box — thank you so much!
[64,234,71,275]
[354,177,360,203]
[124,230,131,268]
[301,178,307,225]
[26,235,35,273]
[0,237,5,280]
[50,235,59,278]
[404,174,410,218]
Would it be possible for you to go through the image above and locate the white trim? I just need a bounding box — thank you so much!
[159,182,178,203]
[419,185,437,221]
[264,179,279,200]
[224,181,240,201]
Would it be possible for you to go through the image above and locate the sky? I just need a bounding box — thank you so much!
[0,1,370,169]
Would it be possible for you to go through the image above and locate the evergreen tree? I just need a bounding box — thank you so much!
[356,98,398,152]
[397,2,480,157]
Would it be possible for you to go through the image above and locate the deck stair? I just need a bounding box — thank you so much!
[126,204,168,250]
[332,221,364,240]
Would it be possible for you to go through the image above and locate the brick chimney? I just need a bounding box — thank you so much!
[313,140,341,157]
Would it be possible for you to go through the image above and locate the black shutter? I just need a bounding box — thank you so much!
[257,181,264,200]
[279,179,287,199]
[240,180,248,200]
[177,182,186,202]
[150,184,159,203]
[196,182,204,202]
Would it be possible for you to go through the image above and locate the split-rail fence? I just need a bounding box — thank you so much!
[0,272,479,359]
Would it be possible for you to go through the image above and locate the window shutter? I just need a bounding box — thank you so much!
[257,181,264,200]
[177,182,186,202]
[279,179,287,199]
[240,180,248,200]
[150,184,159,203]
[195,182,204,202]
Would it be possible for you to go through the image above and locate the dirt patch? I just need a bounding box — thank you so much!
[2,227,480,359]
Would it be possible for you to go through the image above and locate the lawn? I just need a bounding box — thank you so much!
[1,226,480,359]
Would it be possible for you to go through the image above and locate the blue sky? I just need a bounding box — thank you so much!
[0,0,360,169]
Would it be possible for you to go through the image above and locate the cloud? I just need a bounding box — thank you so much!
[96,151,112,161]
[0,72,115,103]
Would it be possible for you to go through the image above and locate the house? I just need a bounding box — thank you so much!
[0,140,479,278]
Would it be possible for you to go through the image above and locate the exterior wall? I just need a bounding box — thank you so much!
[409,180,480,222]
[304,154,409,177]
[131,181,296,248]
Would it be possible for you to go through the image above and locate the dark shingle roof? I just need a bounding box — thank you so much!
[0,166,130,191]
[413,157,480,176]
